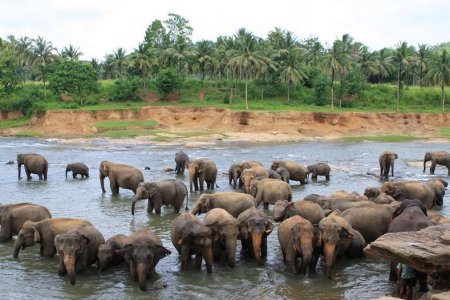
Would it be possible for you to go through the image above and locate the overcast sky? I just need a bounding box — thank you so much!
[1,0,449,61]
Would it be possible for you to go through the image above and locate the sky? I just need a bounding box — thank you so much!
[1,0,449,61]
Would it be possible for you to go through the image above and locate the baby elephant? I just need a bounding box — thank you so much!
[131,179,188,215]
[116,228,171,291]
[175,150,189,175]
[307,163,331,181]
[66,163,89,178]
[97,234,128,272]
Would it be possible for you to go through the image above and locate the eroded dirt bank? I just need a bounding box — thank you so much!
[2,106,450,143]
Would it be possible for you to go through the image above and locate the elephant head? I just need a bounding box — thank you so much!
[392,199,427,219]
[190,194,213,215]
[208,219,240,267]
[364,187,381,198]
[380,183,402,199]
[276,167,290,182]
[131,182,159,215]
[240,215,274,264]
[423,152,433,172]
[177,223,214,273]
[99,161,112,193]
[290,222,321,274]
[54,231,90,285]
[13,221,39,258]
[187,160,206,192]
[273,200,292,222]
[270,160,283,171]
[65,164,73,178]
[116,241,171,291]
[229,163,244,189]
[240,170,256,194]
[17,153,27,179]
[97,243,115,272]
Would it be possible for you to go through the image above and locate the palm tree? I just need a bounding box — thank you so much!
[102,54,115,79]
[61,44,83,61]
[196,40,216,82]
[16,36,32,84]
[393,42,416,111]
[162,42,197,73]
[321,40,350,110]
[278,47,308,101]
[359,47,377,80]
[428,50,450,111]
[373,48,394,83]
[112,48,127,77]
[32,36,56,97]
[130,43,160,89]
[416,44,431,86]
[228,30,276,109]
[214,36,235,83]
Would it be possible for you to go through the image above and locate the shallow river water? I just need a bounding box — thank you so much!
[0,137,448,300]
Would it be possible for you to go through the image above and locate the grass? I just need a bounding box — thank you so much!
[14,130,41,137]
[440,127,450,139]
[0,117,29,129]
[341,135,417,142]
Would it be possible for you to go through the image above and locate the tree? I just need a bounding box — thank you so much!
[16,36,32,84]
[61,45,83,61]
[428,50,449,111]
[164,13,193,47]
[416,44,431,86]
[196,40,216,82]
[144,19,169,49]
[0,42,20,94]
[129,43,160,89]
[303,37,324,67]
[393,42,416,111]
[162,42,197,73]
[32,36,56,98]
[155,68,183,100]
[112,48,127,77]
[48,60,98,105]
[373,48,394,83]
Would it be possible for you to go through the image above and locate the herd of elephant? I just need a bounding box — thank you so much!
[3,150,450,293]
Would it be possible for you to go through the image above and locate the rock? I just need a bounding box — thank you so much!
[163,167,174,172]
[144,166,151,170]
[5,160,14,165]
[365,224,450,274]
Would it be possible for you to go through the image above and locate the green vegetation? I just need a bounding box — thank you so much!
[439,127,450,139]
[341,135,417,142]
[0,117,28,129]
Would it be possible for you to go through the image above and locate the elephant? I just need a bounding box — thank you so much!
[345,229,366,259]
[248,178,292,209]
[0,203,51,242]
[228,161,263,189]
[379,151,398,179]
[380,179,446,209]
[267,169,281,180]
[388,199,433,292]
[174,150,189,175]
[307,163,331,181]
[99,160,144,195]
[190,192,256,218]
[187,158,218,192]
[423,151,450,175]
[66,163,89,178]
[278,215,321,274]
[271,160,308,184]
[275,167,290,183]
[13,218,93,258]
[131,179,188,215]
[116,228,171,291]
[328,190,367,201]
[427,210,450,225]
[54,223,105,285]
[237,207,274,265]
[341,204,396,243]
[97,234,127,272]
[203,208,240,267]
[171,213,214,273]
[318,210,354,279]
[363,187,395,204]
[312,197,375,212]
[17,153,48,180]
[240,165,268,193]
[273,200,325,224]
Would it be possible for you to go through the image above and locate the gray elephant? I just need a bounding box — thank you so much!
[13,218,92,258]
[267,169,281,180]
[271,160,308,184]
[99,160,144,195]
[54,223,105,285]
[278,215,321,274]
[345,229,366,259]
[203,208,240,267]
[190,192,256,218]
[187,158,218,192]
[175,150,189,175]
[97,234,127,272]
[228,161,263,189]
[273,200,325,224]
[363,187,395,204]
[237,207,274,265]
[116,229,171,291]
[171,213,214,273]
[0,203,51,242]
[249,178,292,209]
[423,151,450,175]
[275,167,290,183]
[307,163,331,181]
[66,162,89,178]
[379,151,398,179]
[240,165,268,193]
[17,153,48,180]
[131,179,188,215]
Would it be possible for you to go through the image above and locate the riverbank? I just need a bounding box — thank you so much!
[1,106,450,144]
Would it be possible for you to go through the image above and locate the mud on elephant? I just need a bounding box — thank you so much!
[131,179,188,215]
[116,229,171,291]
[99,160,144,195]
[17,153,48,180]
[66,162,89,178]
[187,158,218,193]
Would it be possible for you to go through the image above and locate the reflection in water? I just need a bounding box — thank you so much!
[0,138,448,299]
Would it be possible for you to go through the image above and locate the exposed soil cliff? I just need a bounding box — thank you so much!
[2,106,450,142]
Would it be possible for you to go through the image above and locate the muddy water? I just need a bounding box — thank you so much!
[0,138,448,299]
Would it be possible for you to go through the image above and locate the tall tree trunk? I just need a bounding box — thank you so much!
[442,85,446,112]
[396,67,401,112]
[287,81,290,102]
[331,70,335,111]
[245,79,248,110]
[42,66,47,99]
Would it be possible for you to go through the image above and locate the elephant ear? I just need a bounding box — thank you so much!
[313,224,322,248]
[265,221,274,235]
[340,227,353,241]
[33,228,41,243]
[239,221,249,240]
[80,234,90,245]
[283,202,295,215]
[116,244,132,258]
[54,234,64,254]
[177,230,192,246]
[155,245,171,260]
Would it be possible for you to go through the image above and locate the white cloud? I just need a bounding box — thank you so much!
[1,0,449,60]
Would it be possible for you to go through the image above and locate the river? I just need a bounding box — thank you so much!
[0,137,448,299]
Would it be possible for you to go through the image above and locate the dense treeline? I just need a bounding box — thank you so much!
[0,13,449,115]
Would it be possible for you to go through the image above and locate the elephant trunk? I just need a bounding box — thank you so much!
[136,262,148,291]
[12,239,23,258]
[251,231,263,265]
[66,166,70,178]
[300,242,313,274]
[225,237,237,268]
[324,242,337,279]
[131,197,139,215]
[423,158,428,173]
[100,174,106,193]
[64,255,77,285]
[203,245,214,274]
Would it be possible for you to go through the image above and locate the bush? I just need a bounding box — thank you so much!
[108,77,142,102]
[313,74,331,106]
[155,68,184,100]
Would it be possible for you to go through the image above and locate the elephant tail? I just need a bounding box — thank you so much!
[183,182,189,211]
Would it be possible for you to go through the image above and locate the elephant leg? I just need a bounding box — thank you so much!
[194,253,202,270]
[417,271,429,292]
[110,182,119,195]
[73,173,76,179]
[180,246,190,270]
[147,199,154,214]
[261,236,268,257]
[25,167,32,180]
[310,250,320,272]
[263,202,269,210]
[430,161,437,174]
[389,261,398,281]
[326,174,330,180]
